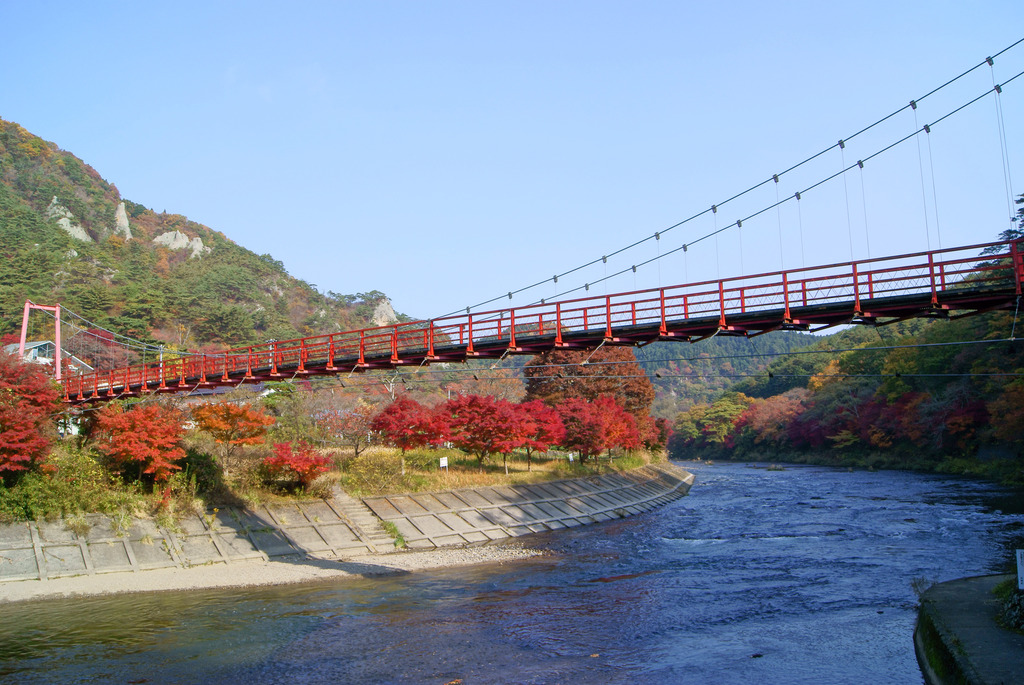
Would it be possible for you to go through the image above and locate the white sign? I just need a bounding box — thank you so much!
[439,457,448,469]
[1017,549,1024,591]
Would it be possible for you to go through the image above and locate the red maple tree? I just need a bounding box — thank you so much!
[370,396,448,474]
[594,394,640,452]
[516,399,565,471]
[371,396,447,452]
[645,416,673,450]
[263,441,331,488]
[444,394,525,469]
[0,352,62,483]
[557,394,639,463]
[557,398,603,462]
[92,402,186,484]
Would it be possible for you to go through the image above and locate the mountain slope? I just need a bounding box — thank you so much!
[0,119,402,359]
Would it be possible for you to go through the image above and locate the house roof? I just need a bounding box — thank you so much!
[3,341,94,373]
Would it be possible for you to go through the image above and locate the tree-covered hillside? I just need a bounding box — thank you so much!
[634,331,817,416]
[669,208,1024,483]
[0,119,403,359]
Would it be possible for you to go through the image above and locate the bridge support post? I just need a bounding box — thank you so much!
[605,298,613,339]
[1013,241,1023,296]
[659,290,668,336]
[18,301,62,381]
[18,301,30,358]
[852,263,862,313]
[326,338,337,371]
[717,282,727,329]
[783,272,792,321]
[927,253,938,306]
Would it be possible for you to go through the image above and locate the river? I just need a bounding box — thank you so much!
[2,461,1022,684]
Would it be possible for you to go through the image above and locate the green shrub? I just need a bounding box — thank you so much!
[381,520,406,548]
[0,445,146,522]
[180,447,221,494]
[994,578,1024,633]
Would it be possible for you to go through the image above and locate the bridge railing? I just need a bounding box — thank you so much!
[61,239,1022,400]
[418,239,1019,345]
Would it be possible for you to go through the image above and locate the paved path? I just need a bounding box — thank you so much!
[915,574,1024,685]
[363,463,694,548]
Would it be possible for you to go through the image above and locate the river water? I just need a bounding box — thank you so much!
[2,462,1022,684]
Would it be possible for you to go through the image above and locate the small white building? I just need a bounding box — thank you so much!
[3,341,93,375]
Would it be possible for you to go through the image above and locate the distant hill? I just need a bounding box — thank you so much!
[634,331,818,416]
[0,118,405,361]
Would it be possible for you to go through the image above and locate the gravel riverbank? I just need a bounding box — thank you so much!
[0,543,544,604]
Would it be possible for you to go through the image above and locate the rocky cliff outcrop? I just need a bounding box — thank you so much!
[372,298,399,327]
[153,230,211,258]
[112,202,132,240]
[45,196,92,242]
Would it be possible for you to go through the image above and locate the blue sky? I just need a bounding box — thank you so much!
[2,2,1022,320]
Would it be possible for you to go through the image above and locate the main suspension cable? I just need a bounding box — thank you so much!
[442,40,1024,319]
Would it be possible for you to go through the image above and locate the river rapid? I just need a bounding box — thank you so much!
[2,461,1022,684]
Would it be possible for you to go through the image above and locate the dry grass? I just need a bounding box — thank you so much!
[335,446,662,497]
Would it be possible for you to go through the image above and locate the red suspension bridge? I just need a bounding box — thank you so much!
[45,238,1021,405]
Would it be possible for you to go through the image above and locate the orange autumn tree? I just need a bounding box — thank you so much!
[191,401,276,476]
[191,402,276,446]
[92,402,186,484]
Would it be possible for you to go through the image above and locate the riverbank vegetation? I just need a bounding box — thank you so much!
[668,311,1024,484]
[669,202,1024,485]
[0,344,667,523]
[668,279,1024,485]
[666,205,1024,485]
[994,578,1024,634]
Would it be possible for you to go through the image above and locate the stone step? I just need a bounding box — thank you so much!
[329,487,397,553]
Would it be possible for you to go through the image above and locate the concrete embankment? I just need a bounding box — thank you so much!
[363,463,693,548]
[0,463,693,586]
[915,574,1024,685]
